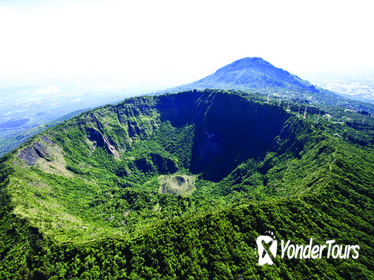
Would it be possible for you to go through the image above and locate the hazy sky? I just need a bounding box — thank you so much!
[0,0,373,87]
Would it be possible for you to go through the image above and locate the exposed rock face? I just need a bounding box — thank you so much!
[104,137,120,159]
[40,136,53,144]
[16,136,71,176]
[17,145,39,166]
[17,139,54,166]
[86,128,119,158]
[33,142,53,161]
[86,128,106,148]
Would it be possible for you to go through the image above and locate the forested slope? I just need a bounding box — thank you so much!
[0,90,373,279]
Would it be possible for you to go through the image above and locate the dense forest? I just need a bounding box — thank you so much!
[0,89,373,279]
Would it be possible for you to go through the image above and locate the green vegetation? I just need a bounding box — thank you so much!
[0,89,373,279]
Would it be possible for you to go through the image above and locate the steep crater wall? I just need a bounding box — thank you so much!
[16,91,295,184]
[155,91,291,181]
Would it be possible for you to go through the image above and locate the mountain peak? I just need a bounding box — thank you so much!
[164,57,342,105]
[219,57,269,71]
[171,57,336,99]
[233,56,267,64]
[179,56,312,92]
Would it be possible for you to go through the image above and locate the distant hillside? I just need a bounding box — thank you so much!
[185,57,317,90]
[171,58,332,93]
[0,109,88,157]
[306,71,374,104]
[162,57,336,103]
[162,57,374,114]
